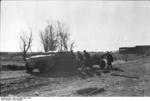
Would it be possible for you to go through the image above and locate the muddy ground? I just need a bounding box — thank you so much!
[0,56,150,96]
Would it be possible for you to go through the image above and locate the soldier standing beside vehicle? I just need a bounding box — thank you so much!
[77,51,85,70]
[105,52,114,70]
[83,50,91,70]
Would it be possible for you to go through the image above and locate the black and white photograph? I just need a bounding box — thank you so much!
[1,0,150,98]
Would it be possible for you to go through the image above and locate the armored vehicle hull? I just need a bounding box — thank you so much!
[26,52,78,73]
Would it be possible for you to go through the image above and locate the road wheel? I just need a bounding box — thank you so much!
[99,60,106,69]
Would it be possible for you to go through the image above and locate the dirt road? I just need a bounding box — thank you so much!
[0,56,150,96]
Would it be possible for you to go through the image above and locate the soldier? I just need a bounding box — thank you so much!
[77,51,85,70]
[83,50,91,70]
[105,52,114,70]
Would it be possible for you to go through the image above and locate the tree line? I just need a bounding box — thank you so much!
[20,21,75,61]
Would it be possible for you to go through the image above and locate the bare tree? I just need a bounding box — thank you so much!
[20,30,33,61]
[57,21,71,51]
[69,41,76,51]
[56,21,76,52]
[40,23,58,52]
[40,21,76,52]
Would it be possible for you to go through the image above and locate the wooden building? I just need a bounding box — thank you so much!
[119,45,150,55]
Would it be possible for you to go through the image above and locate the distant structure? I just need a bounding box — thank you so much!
[119,45,150,55]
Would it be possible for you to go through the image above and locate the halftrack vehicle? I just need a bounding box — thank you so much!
[25,51,107,73]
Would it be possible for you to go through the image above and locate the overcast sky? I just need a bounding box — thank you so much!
[1,1,150,52]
